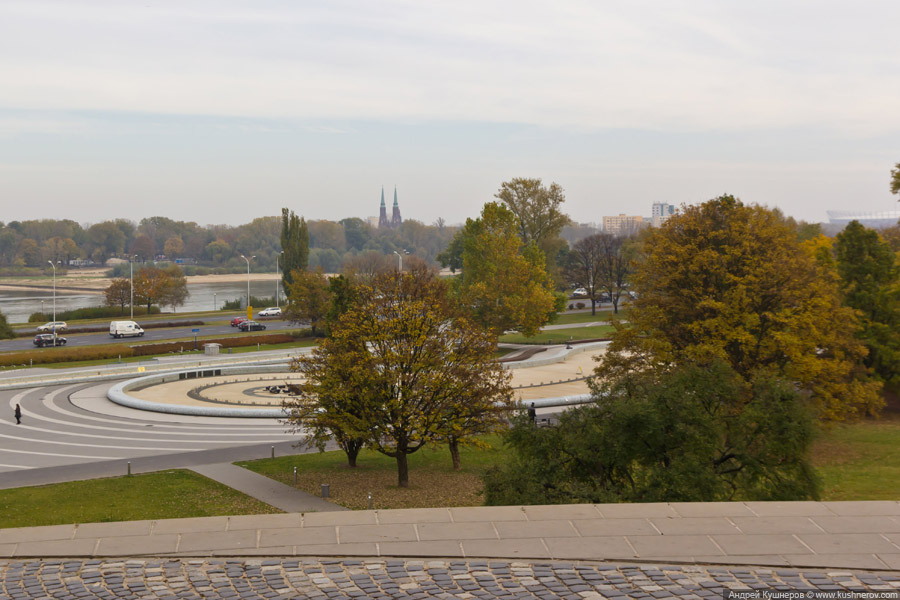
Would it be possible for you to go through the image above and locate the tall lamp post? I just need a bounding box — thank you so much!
[393,251,403,272]
[240,255,255,313]
[275,251,284,308]
[47,261,58,339]
[130,255,138,320]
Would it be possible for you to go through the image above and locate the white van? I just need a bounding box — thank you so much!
[109,321,145,338]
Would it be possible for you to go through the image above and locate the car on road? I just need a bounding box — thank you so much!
[238,320,266,332]
[36,321,67,332]
[572,288,588,297]
[258,307,282,317]
[230,316,247,327]
[33,334,67,347]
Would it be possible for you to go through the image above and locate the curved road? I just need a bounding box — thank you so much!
[0,378,300,489]
[1,319,297,352]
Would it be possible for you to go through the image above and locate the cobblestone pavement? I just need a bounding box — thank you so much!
[1,559,898,600]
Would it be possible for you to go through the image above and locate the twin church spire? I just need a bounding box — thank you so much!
[378,186,402,229]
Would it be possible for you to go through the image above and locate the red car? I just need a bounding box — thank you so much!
[230,316,247,327]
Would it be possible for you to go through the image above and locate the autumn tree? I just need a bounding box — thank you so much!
[281,208,309,291]
[160,265,189,312]
[495,178,571,284]
[596,233,632,314]
[599,195,882,422]
[163,236,184,258]
[284,268,332,336]
[565,235,604,315]
[834,221,900,390]
[440,202,563,337]
[288,268,512,487]
[104,278,132,314]
[133,265,188,312]
[891,162,900,197]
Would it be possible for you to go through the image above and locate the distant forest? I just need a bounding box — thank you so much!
[0,215,605,277]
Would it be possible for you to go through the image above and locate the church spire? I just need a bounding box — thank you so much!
[378,186,389,228]
[391,185,402,227]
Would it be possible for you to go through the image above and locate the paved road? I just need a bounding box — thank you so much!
[1,559,897,599]
[0,379,298,483]
[1,319,297,352]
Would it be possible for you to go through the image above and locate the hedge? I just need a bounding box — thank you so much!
[0,330,312,368]
[28,305,161,323]
[15,320,206,338]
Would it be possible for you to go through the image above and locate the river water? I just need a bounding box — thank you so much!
[0,279,285,324]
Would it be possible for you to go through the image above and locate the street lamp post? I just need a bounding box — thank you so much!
[275,251,284,308]
[393,251,403,272]
[130,255,138,320]
[240,255,255,313]
[41,300,44,318]
[214,292,217,311]
[47,261,57,339]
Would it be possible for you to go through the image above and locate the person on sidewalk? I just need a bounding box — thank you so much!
[14,404,21,425]
[528,402,536,425]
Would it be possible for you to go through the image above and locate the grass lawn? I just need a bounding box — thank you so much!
[551,311,616,325]
[499,325,615,345]
[0,470,280,529]
[237,437,508,510]
[812,415,900,501]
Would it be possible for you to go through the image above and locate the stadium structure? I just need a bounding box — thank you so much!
[827,210,900,229]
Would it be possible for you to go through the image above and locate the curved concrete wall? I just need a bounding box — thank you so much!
[107,365,292,418]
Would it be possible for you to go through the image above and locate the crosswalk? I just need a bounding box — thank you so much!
[0,381,298,473]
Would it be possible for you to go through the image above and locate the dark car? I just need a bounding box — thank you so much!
[230,316,247,327]
[238,320,266,332]
[33,334,67,347]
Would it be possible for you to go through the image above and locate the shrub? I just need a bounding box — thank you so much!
[220,296,276,310]
[575,302,585,309]
[28,305,161,323]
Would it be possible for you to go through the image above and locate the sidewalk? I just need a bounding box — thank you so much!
[0,501,897,569]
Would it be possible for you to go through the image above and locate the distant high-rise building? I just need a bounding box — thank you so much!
[651,202,676,227]
[378,187,389,229]
[602,214,646,236]
[391,186,402,227]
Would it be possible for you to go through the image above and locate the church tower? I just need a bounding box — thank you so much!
[378,187,389,229]
[391,186,402,227]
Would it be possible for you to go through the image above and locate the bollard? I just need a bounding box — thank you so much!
[271,446,275,459]
[321,483,330,498]
[367,493,373,510]
[127,462,131,476]
[293,466,297,486]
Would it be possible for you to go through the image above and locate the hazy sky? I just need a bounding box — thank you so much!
[2,1,899,227]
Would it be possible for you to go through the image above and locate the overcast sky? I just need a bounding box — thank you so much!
[1,0,899,227]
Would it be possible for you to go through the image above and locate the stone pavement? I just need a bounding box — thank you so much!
[2,559,899,600]
[0,502,898,570]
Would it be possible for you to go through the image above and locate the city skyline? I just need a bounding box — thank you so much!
[1,1,899,227]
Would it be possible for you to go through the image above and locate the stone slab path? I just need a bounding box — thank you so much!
[1,559,898,600]
[0,502,898,571]
[189,463,347,513]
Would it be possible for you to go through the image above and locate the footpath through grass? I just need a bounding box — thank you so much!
[238,437,507,511]
[0,470,280,528]
[499,325,614,345]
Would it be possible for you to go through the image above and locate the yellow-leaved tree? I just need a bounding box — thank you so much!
[287,266,513,487]
[598,195,882,422]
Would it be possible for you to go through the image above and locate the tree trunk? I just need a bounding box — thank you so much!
[396,452,409,487]
[591,297,596,316]
[449,438,461,471]
[612,297,619,314]
[342,438,362,467]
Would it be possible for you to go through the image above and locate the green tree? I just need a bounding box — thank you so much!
[288,268,512,487]
[600,195,882,422]
[483,361,820,505]
[0,309,14,339]
[834,221,900,390]
[440,202,563,337]
[104,278,132,313]
[495,178,570,248]
[891,162,900,197]
[284,268,332,336]
[280,208,309,290]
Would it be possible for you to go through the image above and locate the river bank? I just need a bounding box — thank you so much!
[0,270,280,294]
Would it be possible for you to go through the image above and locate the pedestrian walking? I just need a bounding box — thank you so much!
[528,402,536,425]
[14,404,21,425]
